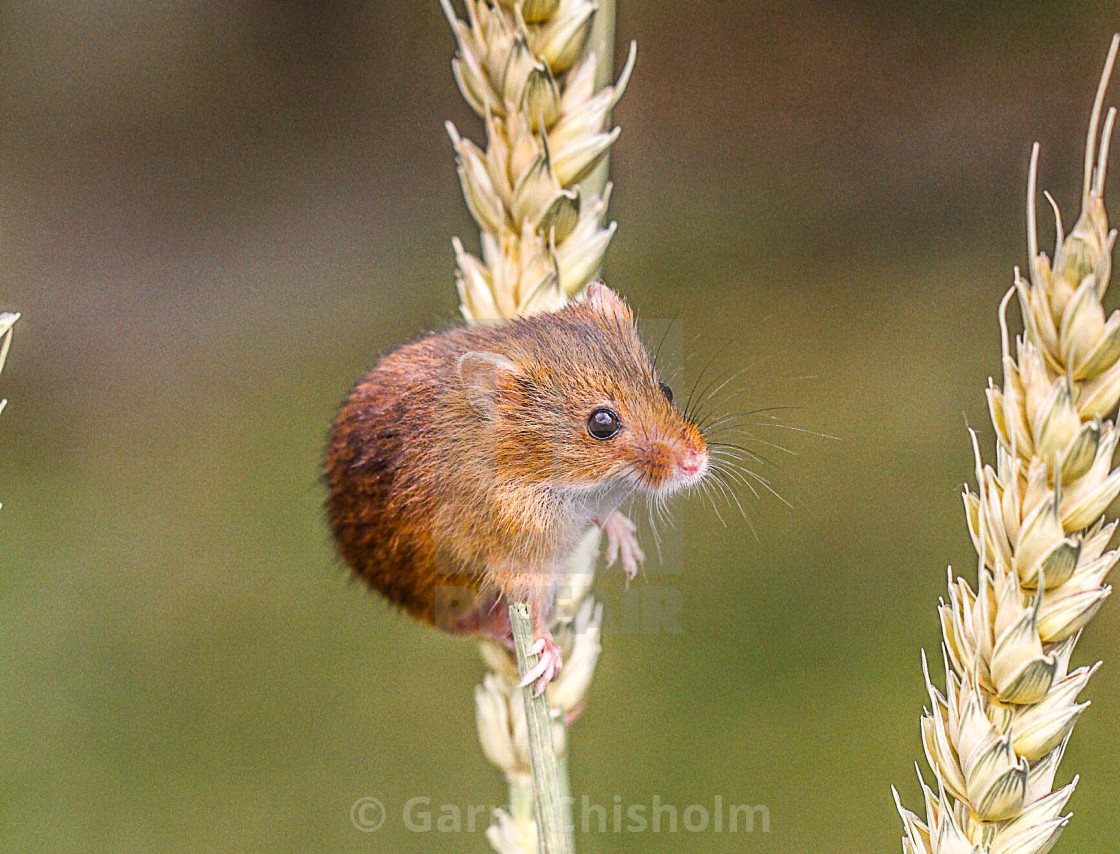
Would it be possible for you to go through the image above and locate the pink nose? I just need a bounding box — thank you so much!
[677,449,704,476]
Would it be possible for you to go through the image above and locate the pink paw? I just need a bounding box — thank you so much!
[601,511,645,579]
[519,635,563,697]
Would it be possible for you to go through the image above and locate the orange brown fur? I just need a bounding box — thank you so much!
[325,284,707,637]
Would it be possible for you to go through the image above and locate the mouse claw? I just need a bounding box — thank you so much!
[600,511,645,579]
[519,635,563,697]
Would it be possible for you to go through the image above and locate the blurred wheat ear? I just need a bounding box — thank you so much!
[895,35,1120,853]
[0,312,17,509]
[437,0,631,851]
[0,312,15,399]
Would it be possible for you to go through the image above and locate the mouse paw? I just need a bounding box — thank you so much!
[600,511,645,579]
[519,635,563,697]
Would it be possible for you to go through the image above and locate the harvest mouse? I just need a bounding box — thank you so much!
[325,283,709,694]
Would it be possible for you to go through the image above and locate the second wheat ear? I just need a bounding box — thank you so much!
[896,34,1120,853]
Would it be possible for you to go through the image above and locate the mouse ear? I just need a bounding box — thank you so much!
[584,281,633,323]
[458,351,519,418]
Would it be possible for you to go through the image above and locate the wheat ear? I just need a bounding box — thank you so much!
[0,313,17,504]
[439,0,632,321]
[894,35,1120,852]
[438,1,630,851]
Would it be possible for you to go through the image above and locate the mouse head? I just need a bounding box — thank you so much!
[457,283,709,500]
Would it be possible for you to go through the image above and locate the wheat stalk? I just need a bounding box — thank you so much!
[894,35,1120,853]
[437,1,632,851]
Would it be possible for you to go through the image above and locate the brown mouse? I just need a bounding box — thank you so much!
[325,283,709,694]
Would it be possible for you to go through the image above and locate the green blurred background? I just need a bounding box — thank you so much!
[2,1,1119,851]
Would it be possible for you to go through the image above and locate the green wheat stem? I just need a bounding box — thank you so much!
[509,602,573,854]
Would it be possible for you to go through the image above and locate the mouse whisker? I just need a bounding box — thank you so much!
[695,400,804,434]
[708,442,772,468]
[699,479,729,529]
[709,435,795,461]
[709,458,769,490]
[708,433,798,457]
[712,470,751,520]
[647,314,680,372]
[688,360,772,425]
[680,338,760,424]
[708,403,804,423]
[750,420,839,440]
[710,462,759,502]
[720,460,793,509]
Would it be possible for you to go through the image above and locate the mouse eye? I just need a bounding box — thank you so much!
[587,407,622,440]
[658,382,674,403]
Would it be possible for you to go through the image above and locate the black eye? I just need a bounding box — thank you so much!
[587,407,622,440]
[658,382,673,403]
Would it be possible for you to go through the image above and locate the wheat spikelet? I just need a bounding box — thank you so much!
[894,35,1120,853]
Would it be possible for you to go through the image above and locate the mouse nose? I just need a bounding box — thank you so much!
[676,448,706,478]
